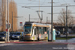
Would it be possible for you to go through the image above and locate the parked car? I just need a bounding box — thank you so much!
[0,32,6,40]
[55,31,60,37]
[63,31,69,35]
[10,32,21,40]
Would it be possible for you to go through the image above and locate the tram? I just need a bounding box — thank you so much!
[23,22,51,40]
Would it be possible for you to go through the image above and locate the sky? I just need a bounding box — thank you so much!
[14,0,75,29]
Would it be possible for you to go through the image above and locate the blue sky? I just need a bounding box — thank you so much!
[14,0,75,28]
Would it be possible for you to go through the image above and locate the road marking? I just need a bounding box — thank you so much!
[67,44,75,50]
[0,43,14,47]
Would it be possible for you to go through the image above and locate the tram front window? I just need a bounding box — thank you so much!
[24,25,31,34]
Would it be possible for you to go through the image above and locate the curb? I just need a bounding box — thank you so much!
[6,41,44,44]
[0,40,75,44]
[5,41,75,45]
[48,42,75,45]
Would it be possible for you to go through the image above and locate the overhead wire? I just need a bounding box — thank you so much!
[15,0,54,6]
[16,0,75,15]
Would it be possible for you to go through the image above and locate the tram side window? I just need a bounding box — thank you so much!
[37,27,40,34]
[34,27,48,35]
[43,27,48,34]
[45,27,47,31]
[39,27,44,34]
[34,27,39,35]
[39,27,41,34]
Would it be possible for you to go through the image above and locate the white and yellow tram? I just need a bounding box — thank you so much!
[23,22,51,40]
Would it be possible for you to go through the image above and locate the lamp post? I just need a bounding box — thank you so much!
[12,0,13,32]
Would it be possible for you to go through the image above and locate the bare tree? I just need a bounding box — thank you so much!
[0,0,17,31]
[0,0,6,31]
[0,0,2,31]
[58,9,74,26]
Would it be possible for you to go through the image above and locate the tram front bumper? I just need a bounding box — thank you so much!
[23,36,37,40]
[23,36,33,40]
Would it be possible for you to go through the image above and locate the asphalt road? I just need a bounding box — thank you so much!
[0,43,71,50]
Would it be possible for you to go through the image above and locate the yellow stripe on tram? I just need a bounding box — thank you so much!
[33,25,49,27]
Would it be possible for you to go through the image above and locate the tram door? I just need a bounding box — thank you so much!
[33,27,44,40]
[39,27,44,39]
[32,27,48,40]
[32,27,38,40]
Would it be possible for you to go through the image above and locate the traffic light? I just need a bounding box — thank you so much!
[6,23,11,29]
[8,24,11,29]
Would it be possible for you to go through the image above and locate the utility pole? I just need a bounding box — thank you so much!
[12,0,13,32]
[12,12,13,32]
[6,0,7,42]
[39,0,40,12]
[48,0,53,42]
[74,0,75,2]
[7,0,9,42]
[39,0,40,21]
[29,14,30,22]
[66,6,68,40]
[46,17,48,23]
[51,0,53,41]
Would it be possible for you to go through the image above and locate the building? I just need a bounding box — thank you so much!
[9,0,17,31]
[0,0,18,31]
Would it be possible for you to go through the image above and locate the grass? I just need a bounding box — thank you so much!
[56,36,75,40]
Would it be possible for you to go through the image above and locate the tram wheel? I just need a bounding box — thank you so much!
[37,37,39,41]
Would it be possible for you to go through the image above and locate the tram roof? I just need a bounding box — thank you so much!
[25,22,50,25]
[25,22,51,27]
[32,23,50,25]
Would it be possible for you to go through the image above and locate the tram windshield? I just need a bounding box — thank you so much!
[24,24,32,34]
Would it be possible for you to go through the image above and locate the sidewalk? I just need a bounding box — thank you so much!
[55,38,75,43]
